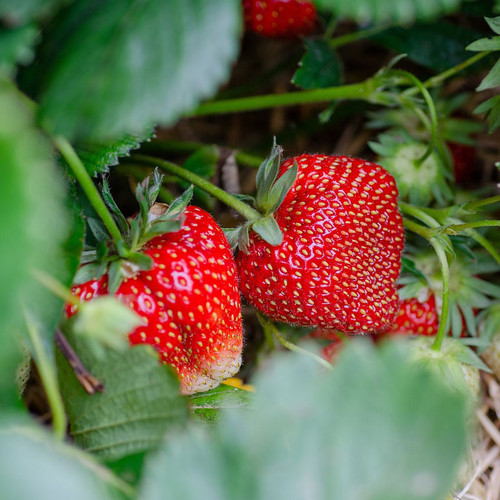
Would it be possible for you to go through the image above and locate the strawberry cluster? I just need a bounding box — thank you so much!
[68,148,406,395]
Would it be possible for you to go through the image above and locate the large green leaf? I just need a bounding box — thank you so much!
[0,421,130,499]
[36,0,241,142]
[57,340,189,461]
[140,340,467,500]
[373,22,483,73]
[0,78,69,407]
[292,39,343,90]
[314,0,461,24]
[75,129,154,177]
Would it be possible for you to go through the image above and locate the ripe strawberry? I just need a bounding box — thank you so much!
[68,177,243,395]
[391,294,440,337]
[389,251,500,339]
[243,0,317,38]
[237,153,405,334]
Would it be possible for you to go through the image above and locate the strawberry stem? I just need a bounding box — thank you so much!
[54,136,125,248]
[462,195,500,212]
[256,313,333,370]
[189,77,392,116]
[436,220,500,235]
[24,311,67,440]
[430,240,450,352]
[128,154,263,221]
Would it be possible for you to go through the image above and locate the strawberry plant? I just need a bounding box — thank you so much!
[2,0,500,498]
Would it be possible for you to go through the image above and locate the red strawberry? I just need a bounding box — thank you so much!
[391,294,440,337]
[237,154,405,334]
[68,206,243,395]
[243,0,317,38]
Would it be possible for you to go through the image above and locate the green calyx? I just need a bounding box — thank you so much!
[370,131,454,206]
[408,336,486,404]
[227,140,298,253]
[75,169,193,292]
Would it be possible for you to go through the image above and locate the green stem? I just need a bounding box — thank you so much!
[462,195,500,212]
[403,218,433,239]
[468,229,500,267]
[329,24,390,48]
[128,154,262,221]
[256,313,332,370]
[437,220,500,234]
[399,202,441,229]
[54,136,124,246]
[24,311,67,440]
[421,51,492,92]
[430,241,450,352]
[394,70,439,163]
[190,78,390,116]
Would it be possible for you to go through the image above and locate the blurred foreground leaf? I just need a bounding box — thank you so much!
[315,0,460,25]
[36,0,241,142]
[0,421,132,499]
[141,340,467,500]
[58,340,189,461]
[0,79,69,407]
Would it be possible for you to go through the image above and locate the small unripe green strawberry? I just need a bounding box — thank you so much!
[408,336,481,403]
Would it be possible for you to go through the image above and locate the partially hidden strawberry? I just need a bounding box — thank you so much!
[67,175,243,395]
[236,151,405,334]
[388,251,500,338]
[447,141,477,185]
[308,327,344,363]
[243,0,317,38]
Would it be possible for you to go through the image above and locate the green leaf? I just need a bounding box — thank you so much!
[292,39,343,90]
[466,36,500,52]
[486,16,500,36]
[77,130,153,177]
[374,22,482,73]
[0,24,38,76]
[190,384,254,424]
[477,57,500,91]
[57,339,189,461]
[251,216,283,246]
[0,422,126,500]
[36,0,242,142]
[315,0,460,25]
[0,78,70,406]
[140,340,468,500]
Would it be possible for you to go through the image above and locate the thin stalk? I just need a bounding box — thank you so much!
[462,195,500,212]
[468,229,500,267]
[399,202,441,229]
[257,313,332,370]
[54,136,124,246]
[24,312,67,440]
[128,154,262,221]
[393,70,439,164]
[329,24,390,48]
[421,51,492,93]
[403,218,433,239]
[437,220,500,235]
[430,241,450,352]
[190,78,389,116]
